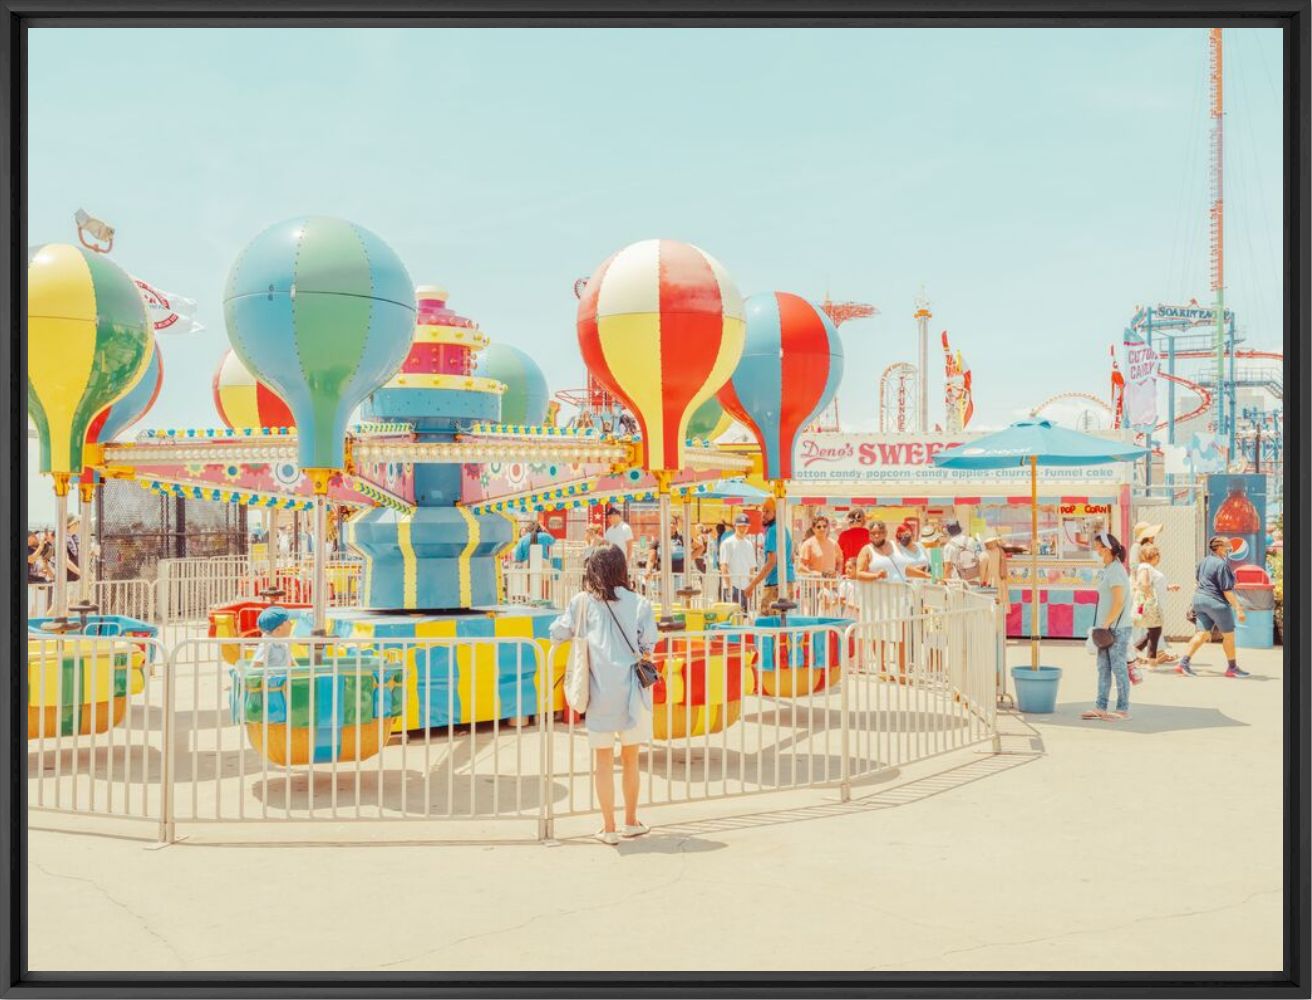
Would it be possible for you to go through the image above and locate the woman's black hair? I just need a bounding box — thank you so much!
[582,544,629,602]
[1096,530,1127,565]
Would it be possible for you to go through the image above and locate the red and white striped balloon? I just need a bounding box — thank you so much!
[577,239,744,472]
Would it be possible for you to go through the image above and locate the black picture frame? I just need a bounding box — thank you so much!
[3,1,1307,996]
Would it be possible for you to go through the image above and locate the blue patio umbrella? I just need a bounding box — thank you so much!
[934,419,1146,670]
[699,479,771,503]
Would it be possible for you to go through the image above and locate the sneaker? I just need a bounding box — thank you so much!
[594,829,620,846]
[1225,667,1252,679]
[1177,662,1197,676]
[621,822,650,839]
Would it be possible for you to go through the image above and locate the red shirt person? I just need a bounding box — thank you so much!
[837,508,871,565]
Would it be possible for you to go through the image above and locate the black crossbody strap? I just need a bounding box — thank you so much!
[601,597,638,656]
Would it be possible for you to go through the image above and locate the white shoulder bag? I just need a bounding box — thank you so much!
[562,594,590,713]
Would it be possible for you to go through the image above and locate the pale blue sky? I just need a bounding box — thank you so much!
[26,27,1284,519]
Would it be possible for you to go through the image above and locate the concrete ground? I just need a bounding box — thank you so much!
[27,640,1285,973]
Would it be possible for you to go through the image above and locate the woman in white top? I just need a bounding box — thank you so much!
[852,520,904,582]
[1131,542,1180,666]
[549,545,655,846]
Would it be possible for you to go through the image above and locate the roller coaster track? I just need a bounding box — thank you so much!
[1156,371,1212,430]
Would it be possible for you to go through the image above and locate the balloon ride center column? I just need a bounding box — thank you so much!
[346,287,513,610]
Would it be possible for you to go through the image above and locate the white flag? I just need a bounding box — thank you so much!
[1121,330,1159,430]
[133,277,205,335]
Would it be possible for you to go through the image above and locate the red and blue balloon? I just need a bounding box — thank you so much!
[718,292,843,480]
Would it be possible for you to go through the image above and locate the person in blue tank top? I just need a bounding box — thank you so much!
[1177,535,1251,678]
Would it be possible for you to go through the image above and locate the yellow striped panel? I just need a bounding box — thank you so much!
[414,618,458,639]
[412,324,489,348]
[28,244,97,321]
[397,519,417,607]
[456,640,500,725]
[346,518,373,599]
[384,373,505,393]
[28,245,98,474]
[493,510,516,599]
[454,505,479,608]
[402,620,458,730]
[493,615,534,640]
[596,311,663,461]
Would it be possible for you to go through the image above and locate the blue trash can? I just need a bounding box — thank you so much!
[1234,570,1275,650]
[1235,607,1274,649]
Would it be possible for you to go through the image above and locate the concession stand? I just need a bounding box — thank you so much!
[781,431,1135,639]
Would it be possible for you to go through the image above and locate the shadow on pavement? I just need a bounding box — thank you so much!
[1032,702,1248,734]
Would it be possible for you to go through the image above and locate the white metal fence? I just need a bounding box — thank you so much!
[26,591,998,843]
[156,558,362,624]
[28,578,157,623]
[26,635,170,833]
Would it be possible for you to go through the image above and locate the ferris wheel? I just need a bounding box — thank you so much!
[1030,392,1114,432]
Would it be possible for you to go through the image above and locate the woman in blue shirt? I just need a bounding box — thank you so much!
[1082,532,1133,721]
[1177,536,1250,678]
[550,545,655,845]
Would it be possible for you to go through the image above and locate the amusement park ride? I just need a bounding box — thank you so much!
[27,224,853,765]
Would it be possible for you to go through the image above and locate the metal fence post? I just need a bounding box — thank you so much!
[839,623,852,803]
[539,644,555,842]
[157,643,176,845]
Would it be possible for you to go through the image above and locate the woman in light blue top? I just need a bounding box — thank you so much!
[550,545,655,845]
[1083,532,1133,721]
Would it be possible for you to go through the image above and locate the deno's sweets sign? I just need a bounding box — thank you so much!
[790,433,1129,486]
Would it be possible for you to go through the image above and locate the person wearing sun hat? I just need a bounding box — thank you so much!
[1127,519,1165,673]
[1129,520,1164,572]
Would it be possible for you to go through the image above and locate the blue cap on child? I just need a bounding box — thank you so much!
[257,606,291,634]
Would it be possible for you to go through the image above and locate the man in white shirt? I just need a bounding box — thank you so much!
[719,513,758,611]
[603,506,635,565]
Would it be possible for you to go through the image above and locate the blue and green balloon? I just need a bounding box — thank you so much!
[223,217,416,471]
[474,342,549,426]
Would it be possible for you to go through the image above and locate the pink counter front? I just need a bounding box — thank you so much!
[1006,587,1100,639]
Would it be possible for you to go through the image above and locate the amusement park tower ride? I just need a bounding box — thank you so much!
[347,287,513,609]
[914,289,931,432]
[1208,27,1227,435]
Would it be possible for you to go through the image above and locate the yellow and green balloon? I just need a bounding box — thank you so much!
[27,244,153,479]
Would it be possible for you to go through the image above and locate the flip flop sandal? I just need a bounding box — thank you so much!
[1080,709,1108,720]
